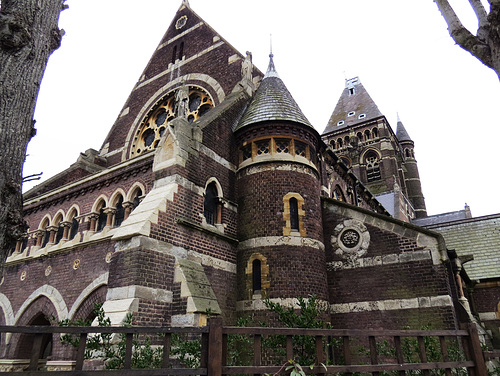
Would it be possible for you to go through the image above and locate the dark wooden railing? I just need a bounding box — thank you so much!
[0,319,493,375]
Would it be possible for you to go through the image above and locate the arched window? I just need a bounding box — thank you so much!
[114,196,125,227]
[337,138,343,149]
[290,197,299,230]
[55,224,64,244]
[204,182,219,225]
[356,132,363,142]
[283,193,305,237]
[40,219,50,248]
[68,209,79,240]
[132,188,143,209]
[252,259,262,294]
[372,127,378,138]
[365,152,381,182]
[364,130,371,141]
[246,254,270,299]
[96,201,107,232]
[405,149,411,158]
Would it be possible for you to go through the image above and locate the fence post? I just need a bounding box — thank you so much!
[465,323,488,376]
[208,317,223,376]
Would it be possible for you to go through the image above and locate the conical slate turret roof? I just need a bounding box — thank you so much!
[235,54,312,131]
[396,115,412,142]
[322,77,383,135]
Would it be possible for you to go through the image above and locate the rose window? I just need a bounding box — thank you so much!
[130,86,213,157]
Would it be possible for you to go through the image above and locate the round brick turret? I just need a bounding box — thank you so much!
[234,55,328,308]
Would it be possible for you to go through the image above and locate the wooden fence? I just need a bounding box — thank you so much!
[0,318,495,375]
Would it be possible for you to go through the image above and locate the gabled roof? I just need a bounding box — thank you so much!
[322,77,383,135]
[235,54,312,131]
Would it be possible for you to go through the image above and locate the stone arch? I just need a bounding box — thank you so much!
[67,204,80,220]
[68,272,109,320]
[0,293,14,326]
[205,177,223,198]
[52,210,65,226]
[110,188,127,207]
[126,182,146,202]
[15,285,68,324]
[12,295,59,359]
[91,194,108,213]
[38,214,51,230]
[0,294,15,354]
[70,285,107,322]
[360,148,381,162]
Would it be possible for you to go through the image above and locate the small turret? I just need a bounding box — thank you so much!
[397,116,427,218]
[235,54,328,307]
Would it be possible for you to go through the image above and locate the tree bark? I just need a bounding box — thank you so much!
[0,0,65,275]
[435,0,500,80]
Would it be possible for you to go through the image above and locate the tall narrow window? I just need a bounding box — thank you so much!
[55,226,64,243]
[252,259,262,294]
[114,196,125,227]
[366,152,381,182]
[171,45,177,63]
[133,189,143,209]
[97,207,107,232]
[204,183,218,225]
[179,42,184,60]
[70,218,79,240]
[41,229,50,248]
[290,197,299,230]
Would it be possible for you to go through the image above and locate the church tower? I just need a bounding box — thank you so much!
[235,55,328,310]
[322,77,426,221]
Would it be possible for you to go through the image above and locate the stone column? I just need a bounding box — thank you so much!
[88,213,99,233]
[47,226,58,245]
[60,221,72,240]
[104,208,116,228]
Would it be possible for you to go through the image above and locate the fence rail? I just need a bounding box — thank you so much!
[0,319,493,375]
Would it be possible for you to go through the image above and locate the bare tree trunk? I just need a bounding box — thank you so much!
[434,0,500,80]
[0,0,65,275]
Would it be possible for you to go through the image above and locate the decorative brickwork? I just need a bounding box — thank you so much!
[0,2,476,366]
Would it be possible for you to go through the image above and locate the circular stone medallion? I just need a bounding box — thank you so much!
[331,219,370,263]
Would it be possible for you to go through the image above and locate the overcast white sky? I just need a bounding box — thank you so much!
[26,0,500,218]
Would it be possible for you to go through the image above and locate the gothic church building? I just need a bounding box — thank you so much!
[0,1,467,368]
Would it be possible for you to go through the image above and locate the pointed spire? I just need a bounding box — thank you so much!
[396,115,412,142]
[265,37,279,78]
[235,53,312,131]
[322,77,383,135]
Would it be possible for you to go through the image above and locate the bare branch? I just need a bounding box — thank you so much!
[469,0,488,26]
[469,0,489,41]
[435,0,493,68]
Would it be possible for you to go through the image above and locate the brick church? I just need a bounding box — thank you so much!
[1,0,496,368]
